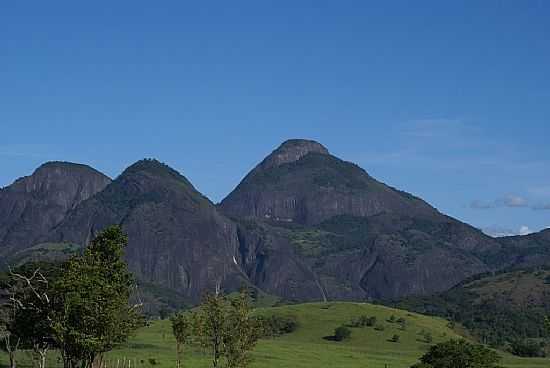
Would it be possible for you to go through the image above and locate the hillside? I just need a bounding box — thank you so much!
[1,302,547,368]
[47,159,246,303]
[223,140,505,301]
[392,268,550,348]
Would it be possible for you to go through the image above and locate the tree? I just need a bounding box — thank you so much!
[334,326,351,341]
[171,312,192,368]
[193,289,262,368]
[194,291,227,368]
[0,308,19,368]
[391,334,400,343]
[411,339,501,368]
[224,290,260,368]
[8,265,58,368]
[51,226,143,368]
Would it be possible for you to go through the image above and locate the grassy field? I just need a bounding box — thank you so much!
[2,302,549,368]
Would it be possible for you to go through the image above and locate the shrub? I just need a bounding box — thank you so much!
[391,334,400,343]
[257,314,299,337]
[388,315,397,323]
[374,324,385,331]
[509,339,546,358]
[334,326,352,341]
[366,316,377,327]
[349,315,371,328]
[411,339,501,368]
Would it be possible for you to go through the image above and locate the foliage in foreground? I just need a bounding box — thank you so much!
[171,289,262,368]
[411,339,501,368]
[0,226,143,368]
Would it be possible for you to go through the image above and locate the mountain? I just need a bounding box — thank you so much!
[220,139,438,225]
[1,141,549,307]
[0,162,111,258]
[222,140,502,301]
[47,159,245,303]
[491,229,550,269]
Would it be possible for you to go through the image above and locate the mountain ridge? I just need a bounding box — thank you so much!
[0,141,548,306]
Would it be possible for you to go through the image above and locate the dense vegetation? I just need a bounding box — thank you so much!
[0,226,142,368]
[392,268,550,356]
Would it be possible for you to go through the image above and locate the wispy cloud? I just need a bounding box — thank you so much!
[497,194,529,208]
[482,225,534,237]
[471,194,529,210]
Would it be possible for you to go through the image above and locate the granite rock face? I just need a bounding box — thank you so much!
[48,159,244,303]
[220,139,438,226]
[0,162,111,256]
[1,141,549,306]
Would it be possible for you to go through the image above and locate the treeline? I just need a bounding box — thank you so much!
[0,226,143,368]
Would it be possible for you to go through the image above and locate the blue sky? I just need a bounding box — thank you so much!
[1,1,549,235]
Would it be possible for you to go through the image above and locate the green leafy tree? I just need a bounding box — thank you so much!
[193,289,262,368]
[334,326,351,341]
[51,226,143,368]
[194,290,227,368]
[391,334,400,343]
[224,290,260,368]
[411,339,501,368]
[171,312,192,368]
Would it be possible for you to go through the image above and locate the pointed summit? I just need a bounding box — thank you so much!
[257,139,329,171]
[49,159,244,303]
[220,140,436,225]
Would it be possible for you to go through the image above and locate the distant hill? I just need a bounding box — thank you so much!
[392,267,550,347]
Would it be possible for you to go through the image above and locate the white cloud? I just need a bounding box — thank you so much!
[519,225,533,236]
[471,194,529,210]
[482,226,516,237]
[498,194,529,208]
[482,225,536,237]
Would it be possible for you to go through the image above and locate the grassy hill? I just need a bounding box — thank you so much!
[2,302,548,368]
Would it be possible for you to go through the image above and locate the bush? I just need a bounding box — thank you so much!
[374,324,385,331]
[348,315,373,328]
[509,339,546,358]
[391,334,400,343]
[257,314,299,337]
[411,339,501,368]
[334,326,352,341]
[366,316,377,327]
[388,315,397,323]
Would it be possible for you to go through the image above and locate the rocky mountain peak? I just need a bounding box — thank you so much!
[0,162,111,254]
[257,139,329,171]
